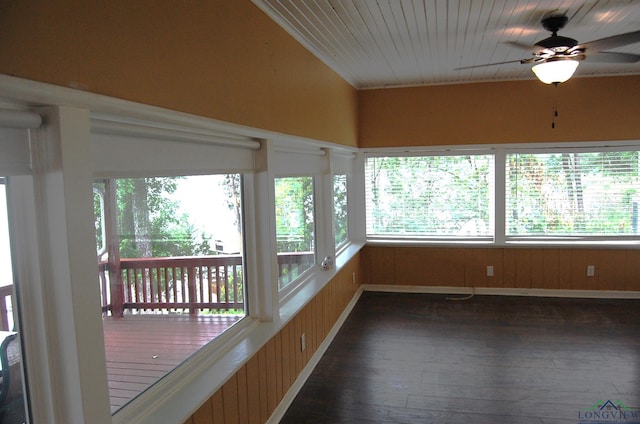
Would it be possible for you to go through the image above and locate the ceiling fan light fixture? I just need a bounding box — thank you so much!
[531,59,580,84]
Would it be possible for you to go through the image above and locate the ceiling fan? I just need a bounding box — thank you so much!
[457,15,640,85]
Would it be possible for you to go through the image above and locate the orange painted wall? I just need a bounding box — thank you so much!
[362,246,640,291]
[358,76,640,147]
[184,254,361,424]
[0,0,358,147]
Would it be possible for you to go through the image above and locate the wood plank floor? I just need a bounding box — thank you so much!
[281,292,640,423]
[103,314,242,412]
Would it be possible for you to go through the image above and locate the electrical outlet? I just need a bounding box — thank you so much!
[587,265,595,277]
[301,333,306,352]
[487,265,494,277]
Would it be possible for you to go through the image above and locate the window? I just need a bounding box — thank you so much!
[94,174,247,412]
[333,174,348,248]
[506,150,639,238]
[365,146,640,244]
[0,179,28,423]
[365,155,494,239]
[274,177,315,290]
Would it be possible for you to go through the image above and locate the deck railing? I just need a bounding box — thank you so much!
[0,285,13,331]
[99,255,244,316]
[99,252,314,316]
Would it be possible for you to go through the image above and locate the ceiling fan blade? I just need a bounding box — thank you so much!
[455,58,532,70]
[586,51,640,63]
[504,41,535,51]
[576,29,640,54]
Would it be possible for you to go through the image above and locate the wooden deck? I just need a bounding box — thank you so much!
[103,314,243,412]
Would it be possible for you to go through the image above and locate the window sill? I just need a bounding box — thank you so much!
[366,238,640,249]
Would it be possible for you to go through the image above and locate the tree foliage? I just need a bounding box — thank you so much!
[274,177,314,252]
[366,155,493,236]
[333,174,348,246]
[94,177,213,258]
[507,151,638,235]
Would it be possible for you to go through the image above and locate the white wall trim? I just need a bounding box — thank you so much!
[362,284,640,299]
[266,287,364,424]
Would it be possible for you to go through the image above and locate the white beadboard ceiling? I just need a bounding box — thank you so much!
[252,0,640,89]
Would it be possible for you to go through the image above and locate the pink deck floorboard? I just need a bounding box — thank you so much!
[102,314,243,412]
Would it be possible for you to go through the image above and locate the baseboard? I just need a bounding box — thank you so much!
[361,284,640,299]
[266,287,364,424]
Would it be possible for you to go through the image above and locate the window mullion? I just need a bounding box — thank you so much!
[251,139,278,321]
[495,148,506,244]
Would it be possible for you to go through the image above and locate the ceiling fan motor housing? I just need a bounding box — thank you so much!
[536,16,578,52]
[541,16,569,33]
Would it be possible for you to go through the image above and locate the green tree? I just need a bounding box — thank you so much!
[507,151,639,235]
[333,174,348,246]
[94,177,213,258]
[274,177,314,252]
[222,174,243,252]
[366,155,493,236]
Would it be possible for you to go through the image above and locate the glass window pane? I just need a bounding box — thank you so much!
[506,151,639,236]
[94,174,247,412]
[365,155,494,237]
[0,180,28,423]
[275,177,315,290]
[333,174,348,248]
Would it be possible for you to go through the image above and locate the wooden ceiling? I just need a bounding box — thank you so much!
[252,0,640,89]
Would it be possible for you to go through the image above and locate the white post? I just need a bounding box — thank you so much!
[248,139,278,321]
[30,106,111,423]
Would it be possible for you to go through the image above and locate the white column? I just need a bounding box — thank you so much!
[248,139,278,321]
[349,152,367,243]
[31,106,111,423]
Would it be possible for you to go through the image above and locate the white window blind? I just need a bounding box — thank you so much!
[365,155,494,238]
[506,150,640,237]
[91,115,259,177]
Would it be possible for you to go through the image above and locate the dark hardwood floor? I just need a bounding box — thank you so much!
[281,291,640,423]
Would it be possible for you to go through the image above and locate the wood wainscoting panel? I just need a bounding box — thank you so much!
[463,247,504,288]
[557,249,574,290]
[361,245,638,293]
[464,248,485,287]
[183,254,361,424]
[624,249,640,291]
[245,356,261,424]
[221,373,240,424]
[570,249,590,290]
[593,249,622,291]
[362,246,395,285]
[514,248,533,289]
[191,397,213,424]
[541,248,560,289]
[394,247,466,286]
[211,390,224,424]
[503,248,517,288]
[530,248,545,289]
